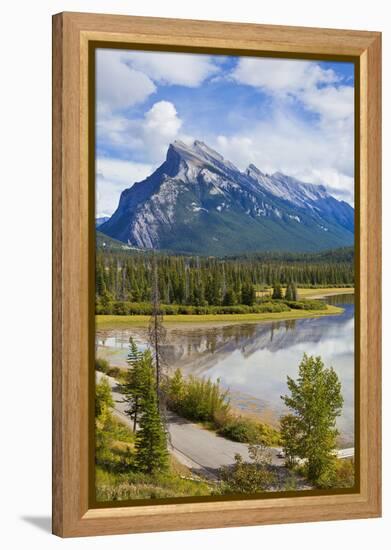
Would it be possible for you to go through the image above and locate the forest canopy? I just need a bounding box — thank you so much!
[95,247,354,312]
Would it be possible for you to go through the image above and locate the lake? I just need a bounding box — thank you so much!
[96,293,355,446]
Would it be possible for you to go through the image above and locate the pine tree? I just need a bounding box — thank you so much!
[223,288,236,306]
[95,248,354,310]
[96,262,106,297]
[272,282,283,300]
[285,282,298,301]
[121,338,145,432]
[241,282,256,305]
[291,282,298,301]
[285,282,292,301]
[135,353,168,474]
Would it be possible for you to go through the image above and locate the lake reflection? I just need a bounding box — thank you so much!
[97,294,355,446]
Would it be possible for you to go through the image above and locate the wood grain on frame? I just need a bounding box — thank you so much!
[52,12,381,537]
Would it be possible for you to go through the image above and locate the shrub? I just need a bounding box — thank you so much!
[218,418,262,444]
[95,358,123,380]
[285,299,327,311]
[218,417,281,446]
[97,301,297,316]
[316,458,355,489]
[96,357,110,374]
[272,283,283,300]
[165,370,281,446]
[219,444,277,494]
[112,302,129,315]
[165,369,230,423]
[107,366,121,379]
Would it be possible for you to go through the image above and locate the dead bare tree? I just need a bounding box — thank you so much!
[148,255,167,415]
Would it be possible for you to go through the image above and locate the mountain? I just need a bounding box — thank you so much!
[99,140,354,255]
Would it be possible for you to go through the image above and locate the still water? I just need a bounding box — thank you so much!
[96,294,355,446]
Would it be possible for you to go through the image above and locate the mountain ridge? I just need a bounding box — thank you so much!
[99,140,354,255]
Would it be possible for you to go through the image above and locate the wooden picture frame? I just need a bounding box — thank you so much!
[52,11,381,537]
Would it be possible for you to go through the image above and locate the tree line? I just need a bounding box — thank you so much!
[96,249,354,311]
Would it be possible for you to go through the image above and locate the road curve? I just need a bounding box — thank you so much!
[96,372,354,478]
[96,372,283,477]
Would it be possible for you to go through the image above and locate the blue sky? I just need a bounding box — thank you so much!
[96,49,354,217]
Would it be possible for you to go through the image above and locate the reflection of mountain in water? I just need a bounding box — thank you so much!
[96,295,355,445]
[161,303,353,378]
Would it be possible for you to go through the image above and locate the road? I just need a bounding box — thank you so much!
[96,372,283,477]
[96,372,354,478]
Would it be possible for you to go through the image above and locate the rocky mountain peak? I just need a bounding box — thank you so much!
[99,140,354,255]
[246,163,265,178]
[166,140,239,177]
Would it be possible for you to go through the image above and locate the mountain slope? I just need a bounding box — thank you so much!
[100,140,354,255]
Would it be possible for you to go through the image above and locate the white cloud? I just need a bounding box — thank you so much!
[96,49,220,114]
[96,50,156,113]
[225,57,355,203]
[96,158,153,217]
[301,86,354,121]
[120,50,220,87]
[96,101,184,215]
[214,108,354,204]
[232,58,338,94]
[232,57,353,125]
[96,52,354,207]
[142,101,183,159]
[97,116,143,151]
[97,100,183,165]
[297,168,354,204]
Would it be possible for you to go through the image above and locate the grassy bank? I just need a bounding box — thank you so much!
[96,304,343,328]
[256,286,354,299]
[96,457,214,501]
[164,369,281,447]
[297,287,354,299]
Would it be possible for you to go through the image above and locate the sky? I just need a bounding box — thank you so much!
[96,48,355,217]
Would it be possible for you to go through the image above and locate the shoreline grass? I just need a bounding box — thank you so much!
[96,304,344,328]
[256,286,354,299]
[297,287,354,299]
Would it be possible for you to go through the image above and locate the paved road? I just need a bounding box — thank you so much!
[335,448,354,459]
[96,372,354,478]
[96,372,283,477]
[165,411,283,477]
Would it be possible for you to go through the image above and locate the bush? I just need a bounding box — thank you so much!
[218,418,262,444]
[96,357,110,374]
[316,458,355,489]
[165,369,230,423]
[285,299,327,311]
[95,358,123,380]
[218,417,281,446]
[107,366,121,379]
[165,370,281,446]
[96,301,294,316]
[112,302,129,315]
[219,445,277,494]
